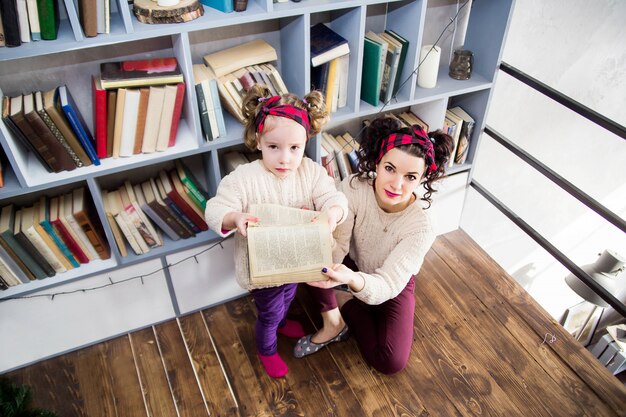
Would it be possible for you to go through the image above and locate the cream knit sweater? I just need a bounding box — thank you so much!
[333,176,435,305]
[205,158,348,290]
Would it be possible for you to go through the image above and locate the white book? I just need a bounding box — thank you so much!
[337,54,349,109]
[209,78,226,137]
[119,89,141,157]
[20,207,67,273]
[142,86,165,153]
[0,255,22,286]
[96,0,105,33]
[155,84,178,152]
[201,80,219,139]
[62,193,99,260]
[25,0,41,40]
[16,0,31,42]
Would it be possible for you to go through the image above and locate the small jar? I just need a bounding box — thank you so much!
[449,49,474,80]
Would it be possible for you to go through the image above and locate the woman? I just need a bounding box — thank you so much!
[294,115,453,374]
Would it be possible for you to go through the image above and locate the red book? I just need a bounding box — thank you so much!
[167,83,186,148]
[49,196,90,264]
[159,170,208,231]
[92,75,108,159]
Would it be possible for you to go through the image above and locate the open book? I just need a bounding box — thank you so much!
[247,204,332,287]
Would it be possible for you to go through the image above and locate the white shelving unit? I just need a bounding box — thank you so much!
[0,0,515,372]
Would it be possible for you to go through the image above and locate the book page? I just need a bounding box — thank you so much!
[247,206,331,282]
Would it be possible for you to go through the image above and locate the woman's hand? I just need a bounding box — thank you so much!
[308,264,365,292]
[222,212,259,237]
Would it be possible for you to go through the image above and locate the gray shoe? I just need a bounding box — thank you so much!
[293,326,349,358]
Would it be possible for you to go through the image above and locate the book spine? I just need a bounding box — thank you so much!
[64,214,98,260]
[167,190,207,231]
[12,112,62,172]
[0,236,36,280]
[41,220,80,268]
[0,0,22,47]
[167,83,185,147]
[179,176,207,211]
[36,0,59,40]
[154,201,193,239]
[162,195,199,234]
[195,83,213,141]
[3,110,52,171]
[209,79,226,137]
[92,77,108,158]
[24,225,67,273]
[61,101,101,165]
[141,202,180,241]
[51,218,90,264]
[72,211,111,260]
[114,212,145,255]
[11,230,55,277]
[37,108,85,168]
[25,110,77,172]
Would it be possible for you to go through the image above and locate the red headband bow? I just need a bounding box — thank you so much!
[254,96,311,135]
[376,125,437,174]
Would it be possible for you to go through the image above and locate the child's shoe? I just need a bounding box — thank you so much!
[277,320,306,338]
[258,352,288,378]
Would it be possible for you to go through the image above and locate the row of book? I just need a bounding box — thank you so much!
[102,160,209,257]
[0,0,60,47]
[444,106,474,167]
[0,188,110,288]
[321,131,359,184]
[192,64,228,142]
[310,23,351,113]
[362,30,409,106]
[2,86,101,173]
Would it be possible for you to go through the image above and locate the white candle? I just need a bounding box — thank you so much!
[158,0,180,6]
[417,45,441,89]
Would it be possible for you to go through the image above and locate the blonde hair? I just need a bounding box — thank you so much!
[241,84,329,150]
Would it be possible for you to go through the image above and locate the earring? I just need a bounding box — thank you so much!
[368,171,377,179]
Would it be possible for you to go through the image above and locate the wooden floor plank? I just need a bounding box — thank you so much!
[129,327,179,417]
[436,231,626,415]
[153,319,210,417]
[421,251,583,417]
[178,312,239,417]
[282,292,370,416]
[224,296,303,416]
[103,335,149,417]
[202,304,273,417]
[6,352,85,417]
[71,343,118,417]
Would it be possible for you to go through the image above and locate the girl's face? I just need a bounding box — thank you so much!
[257,116,307,178]
[374,148,426,212]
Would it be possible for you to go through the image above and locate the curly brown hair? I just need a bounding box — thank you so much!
[241,84,329,150]
[353,114,454,208]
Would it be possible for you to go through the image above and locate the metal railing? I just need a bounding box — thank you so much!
[473,62,626,317]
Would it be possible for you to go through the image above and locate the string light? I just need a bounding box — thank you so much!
[0,237,232,303]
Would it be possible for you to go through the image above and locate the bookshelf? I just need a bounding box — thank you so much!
[0,0,514,372]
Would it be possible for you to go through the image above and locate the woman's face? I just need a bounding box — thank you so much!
[374,148,426,212]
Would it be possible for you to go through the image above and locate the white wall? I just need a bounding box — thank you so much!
[461,0,626,319]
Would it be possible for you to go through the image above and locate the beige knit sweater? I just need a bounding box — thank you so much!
[205,158,348,290]
[333,176,435,305]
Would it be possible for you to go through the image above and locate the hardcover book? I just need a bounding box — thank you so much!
[0,0,22,46]
[71,187,111,260]
[13,208,56,277]
[135,182,180,241]
[100,57,184,89]
[37,0,59,40]
[0,204,46,279]
[147,177,194,239]
[310,23,350,68]
[57,85,100,165]
[101,190,129,257]
[50,195,90,264]
[202,39,277,78]
[199,0,233,13]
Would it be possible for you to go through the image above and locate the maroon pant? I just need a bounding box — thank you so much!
[308,275,416,374]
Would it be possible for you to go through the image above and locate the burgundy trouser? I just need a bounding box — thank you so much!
[251,283,298,355]
[308,275,416,374]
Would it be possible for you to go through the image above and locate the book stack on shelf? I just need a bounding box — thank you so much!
[192,64,227,142]
[102,160,209,256]
[76,0,112,38]
[395,110,429,132]
[0,0,60,47]
[95,57,186,159]
[361,29,409,106]
[320,131,359,185]
[202,39,288,123]
[310,23,350,113]
[447,106,474,166]
[0,187,110,288]
[1,86,101,173]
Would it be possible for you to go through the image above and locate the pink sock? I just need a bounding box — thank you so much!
[258,352,288,378]
[277,320,306,338]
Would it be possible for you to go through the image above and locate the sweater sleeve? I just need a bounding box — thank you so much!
[331,178,356,263]
[309,160,349,224]
[204,170,245,237]
[353,225,435,305]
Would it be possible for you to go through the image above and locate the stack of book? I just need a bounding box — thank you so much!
[445,106,474,166]
[394,110,429,132]
[220,149,261,175]
[0,188,111,287]
[192,64,227,141]
[202,39,288,123]
[310,23,350,113]
[361,29,409,106]
[2,86,101,173]
[95,57,186,158]
[0,0,60,47]
[102,160,209,256]
[320,131,359,185]
[77,0,112,38]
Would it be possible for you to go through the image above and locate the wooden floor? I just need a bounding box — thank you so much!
[5,230,626,417]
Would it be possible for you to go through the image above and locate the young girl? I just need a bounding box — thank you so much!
[297,115,453,374]
[204,85,348,378]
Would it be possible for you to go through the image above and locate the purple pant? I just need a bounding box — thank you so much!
[251,283,298,355]
[308,275,416,374]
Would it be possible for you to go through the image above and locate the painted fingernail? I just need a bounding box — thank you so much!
[322,267,327,273]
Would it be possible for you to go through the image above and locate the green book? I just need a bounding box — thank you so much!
[37,0,59,40]
[361,37,383,106]
[175,160,209,211]
[385,30,409,96]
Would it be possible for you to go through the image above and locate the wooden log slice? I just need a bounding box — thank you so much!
[133,0,204,24]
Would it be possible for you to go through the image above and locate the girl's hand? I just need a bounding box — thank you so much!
[325,206,344,232]
[222,212,259,237]
[308,264,365,292]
